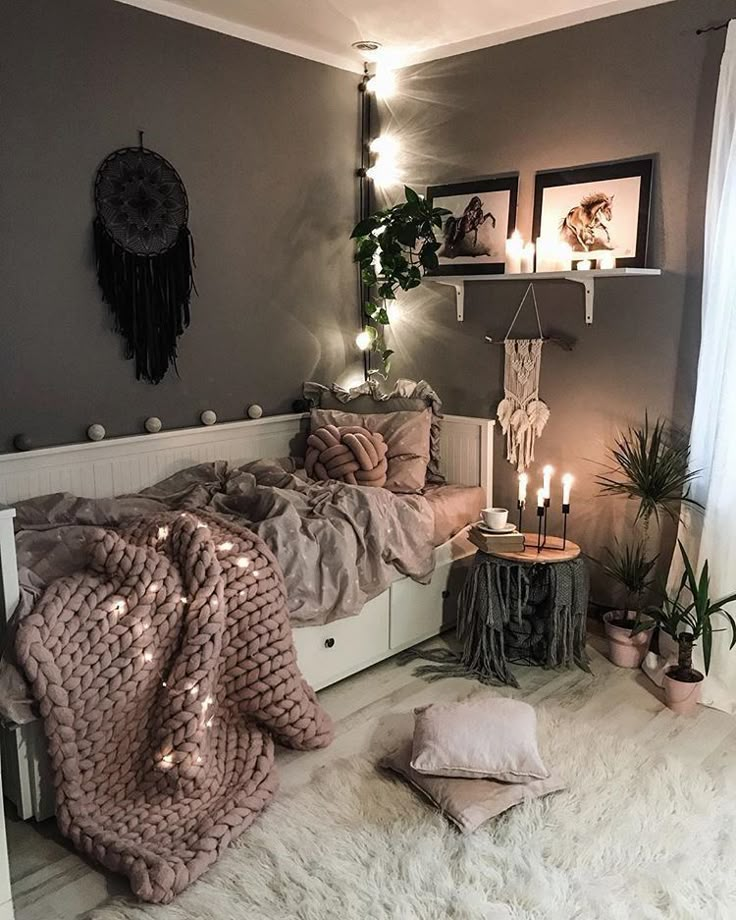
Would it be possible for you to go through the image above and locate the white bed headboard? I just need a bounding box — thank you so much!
[0,413,494,624]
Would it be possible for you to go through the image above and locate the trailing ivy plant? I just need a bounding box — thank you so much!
[351,186,450,374]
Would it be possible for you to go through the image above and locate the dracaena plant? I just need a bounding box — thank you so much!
[596,415,700,624]
[634,541,736,677]
[596,415,700,527]
[351,186,450,375]
[600,540,658,624]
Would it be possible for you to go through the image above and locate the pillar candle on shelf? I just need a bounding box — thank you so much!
[518,472,528,504]
[542,465,554,500]
[556,242,573,271]
[521,242,535,273]
[537,488,545,509]
[577,258,592,271]
[505,230,523,274]
[562,473,573,506]
[598,253,616,270]
[536,238,554,273]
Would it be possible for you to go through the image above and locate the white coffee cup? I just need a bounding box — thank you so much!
[481,507,509,530]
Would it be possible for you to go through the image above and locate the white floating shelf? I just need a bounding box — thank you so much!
[429,268,662,324]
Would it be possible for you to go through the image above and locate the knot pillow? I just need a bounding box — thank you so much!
[305,424,388,488]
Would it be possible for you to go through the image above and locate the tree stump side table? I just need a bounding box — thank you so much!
[454,534,590,687]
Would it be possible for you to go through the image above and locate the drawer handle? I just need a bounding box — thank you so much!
[324,637,336,649]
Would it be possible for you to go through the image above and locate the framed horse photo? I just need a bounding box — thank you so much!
[426,175,519,275]
[532,158,653,268]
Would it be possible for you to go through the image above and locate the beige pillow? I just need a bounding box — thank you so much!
[381,740,565,833]
[310,408,431,494]
[411,696,549,783]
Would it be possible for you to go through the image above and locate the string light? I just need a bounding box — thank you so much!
[157,526,169,541]
[356,326,377,351]
[366,159,399,186]
[369,135,399,157]
[218,541,234,551]
[365,63,397,99]
[235,556,250,568]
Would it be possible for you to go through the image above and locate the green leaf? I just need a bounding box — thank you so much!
[374,308,390,325]
[703,616,713,674]
[404,186,421,206]
[351,217,378,239]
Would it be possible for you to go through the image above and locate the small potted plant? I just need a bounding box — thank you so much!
[596,416,699,668]
[634,542,736,714]
[600,541,658,668]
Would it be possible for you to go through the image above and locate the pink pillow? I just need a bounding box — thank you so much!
[410,696,549,783]
[381,740,565,833]
[309,408,431,493]
[305,424,388,487]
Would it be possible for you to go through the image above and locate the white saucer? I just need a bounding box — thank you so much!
[476,522,517,534]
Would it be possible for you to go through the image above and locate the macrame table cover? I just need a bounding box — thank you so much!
[407,540,589,687]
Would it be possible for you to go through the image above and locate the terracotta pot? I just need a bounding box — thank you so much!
[602,611,654,668]
[663,668,703,715]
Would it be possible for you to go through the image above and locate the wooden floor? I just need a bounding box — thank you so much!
[6,634,736,920]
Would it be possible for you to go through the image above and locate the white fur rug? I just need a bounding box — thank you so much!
[92,707,736,920]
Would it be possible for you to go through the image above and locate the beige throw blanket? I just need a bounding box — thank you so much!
[14,511,333,904]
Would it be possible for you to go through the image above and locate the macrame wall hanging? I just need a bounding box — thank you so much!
[495,283,550,472]
[93,133,195,384]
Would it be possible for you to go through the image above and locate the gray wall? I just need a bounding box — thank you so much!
[0,0,361,452]
[383,0,732,603]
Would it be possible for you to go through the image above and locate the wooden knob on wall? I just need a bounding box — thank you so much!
[324,637,336,649]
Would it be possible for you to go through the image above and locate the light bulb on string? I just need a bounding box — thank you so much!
[366,160,400,186]
[355,326,377,351]
[365,64,397,99]
[369,135,399,158]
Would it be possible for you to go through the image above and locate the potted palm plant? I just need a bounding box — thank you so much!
[596,416,699,668]
[635,542,736,714]
[600,541,658,668]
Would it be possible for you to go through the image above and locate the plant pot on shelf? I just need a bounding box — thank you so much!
[663,666,703,715]
[602,611,655,668]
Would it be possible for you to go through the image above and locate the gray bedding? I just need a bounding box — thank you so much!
[1,458,436,724]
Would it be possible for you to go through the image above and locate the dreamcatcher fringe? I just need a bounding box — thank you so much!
[94,220,195,384]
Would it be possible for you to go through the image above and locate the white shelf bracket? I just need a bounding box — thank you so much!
[434,279,465,321]
[564,274,595,324]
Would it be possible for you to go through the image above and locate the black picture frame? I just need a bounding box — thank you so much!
[426,175,519,276]
[532,158,653,268]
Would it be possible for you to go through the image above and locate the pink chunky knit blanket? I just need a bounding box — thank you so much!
[14,511,333,903]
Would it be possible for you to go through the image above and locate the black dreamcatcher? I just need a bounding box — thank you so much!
[93,134,195,384]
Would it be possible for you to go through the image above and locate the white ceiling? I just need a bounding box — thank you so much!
[116,0,674,72]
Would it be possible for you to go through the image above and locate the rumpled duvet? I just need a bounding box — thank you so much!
[1,458,436,724]
[14,511,333,903]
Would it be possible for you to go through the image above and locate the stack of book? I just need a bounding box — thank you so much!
[468,524,525,555]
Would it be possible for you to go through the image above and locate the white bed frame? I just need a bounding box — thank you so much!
[0,412,494,821]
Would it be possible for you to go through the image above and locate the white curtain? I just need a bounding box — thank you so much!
[645,22,736,712]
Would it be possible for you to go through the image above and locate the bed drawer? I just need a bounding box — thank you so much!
[389,558,470,650]
[292,591,390,691]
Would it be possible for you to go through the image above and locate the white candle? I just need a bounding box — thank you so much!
[598,253,616,270]
[542,465,554,500]
[505,230,523,274]
[537,488,545,509]
[556,242,573,272]
[521,242,535,274]
[518,472,528,504]
[577,259,592,271]
[536,238,554,273]
[562,473,573,506]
